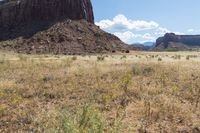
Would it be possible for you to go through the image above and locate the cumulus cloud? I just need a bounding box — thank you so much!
[155,27,171,35]
[113,31,156,44]
[96,14,159,31]
[114,31,137,43]
[188,29,194,32]
[96,14,184,44]
[142,33,155,40]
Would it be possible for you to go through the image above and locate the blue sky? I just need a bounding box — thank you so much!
[92,0,200,44]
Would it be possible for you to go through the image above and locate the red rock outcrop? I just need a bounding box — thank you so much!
[0,20,129,54]
[0,0,94,28]
[154,33,200,51]
[0,0,130,54]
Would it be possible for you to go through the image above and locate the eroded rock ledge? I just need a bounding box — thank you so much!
[0,0,94,28]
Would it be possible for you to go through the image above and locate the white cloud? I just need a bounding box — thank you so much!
[154,27,184,36]
[114,31,137,43]
[113,31,155,44]
[187,28,200,34]
[96,14,159,31]
[96,14,185,43]
[142,33,155,41]
[174,32,185,35]
[155,27,171,35]
[188,29,194,32]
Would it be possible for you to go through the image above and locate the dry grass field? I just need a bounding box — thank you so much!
[0,51,200,133]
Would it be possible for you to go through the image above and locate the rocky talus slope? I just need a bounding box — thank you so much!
[0,20,129,54]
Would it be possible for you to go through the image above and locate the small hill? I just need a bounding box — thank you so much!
[0,19,129,54]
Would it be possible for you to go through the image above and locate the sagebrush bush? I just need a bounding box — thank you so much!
[97,55,105,61]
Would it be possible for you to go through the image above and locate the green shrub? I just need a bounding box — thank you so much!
[120,55,127,60]
[18,54,28,61]
[59,105,104,133]
[158,57,162,61]
[186,55,190,60]
[97,56,105,61]
[57,104,125,133]
[72,56,77,61]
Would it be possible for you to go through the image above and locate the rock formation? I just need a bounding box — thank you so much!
[154,33,200,51]
[0,20,129,54]
[0,0,94,28]
[0,0,130,54]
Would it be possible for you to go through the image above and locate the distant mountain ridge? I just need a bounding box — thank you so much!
[131,42,155,50]
[154,33,200,51]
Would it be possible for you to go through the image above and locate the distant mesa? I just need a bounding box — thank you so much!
[0,0,129,54]
[154,33,200,51]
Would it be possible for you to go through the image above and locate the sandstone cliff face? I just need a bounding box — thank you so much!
[154,33,200,50]
[0,0,94,28]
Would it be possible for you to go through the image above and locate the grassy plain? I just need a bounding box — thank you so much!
[0,51,200,132]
